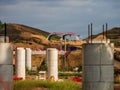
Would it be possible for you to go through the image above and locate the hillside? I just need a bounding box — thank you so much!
[0,23,84,70]
[0,23,50,49]
[93,27,120,47]
[87,27,120,71]
[106,27,120,47]
[1,23,120,71]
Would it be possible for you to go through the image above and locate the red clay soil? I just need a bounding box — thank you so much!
[114,84,120,90]
[115,88,120,90]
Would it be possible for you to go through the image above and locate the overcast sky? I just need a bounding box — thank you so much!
[0,0,120,38]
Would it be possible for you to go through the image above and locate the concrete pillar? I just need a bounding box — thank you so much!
[0,43,13,90]
[25,48,32,70]
[16,48,25,80]
[0,36,9,43]
[82,43,114,90]
[47,48,58,81]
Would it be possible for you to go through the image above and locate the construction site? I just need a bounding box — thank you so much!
[0,23,120,90]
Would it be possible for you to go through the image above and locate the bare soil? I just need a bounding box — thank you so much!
[114,84,120,90]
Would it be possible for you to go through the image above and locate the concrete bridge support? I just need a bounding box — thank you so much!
[82,43,114,90]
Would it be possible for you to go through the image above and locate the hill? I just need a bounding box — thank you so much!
[0,23,50,49]
[88,27,120,71]
[93,27,120,47]
[0,23,84,70]
[105,27,120,47]
[1,23,120,71]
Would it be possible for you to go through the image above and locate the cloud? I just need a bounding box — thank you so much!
[62,0,96,7]
[0,0,20,5]
[0,0,120,38]
[26,0,96,9]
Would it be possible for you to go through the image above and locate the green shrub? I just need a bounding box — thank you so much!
[37,60,47,71]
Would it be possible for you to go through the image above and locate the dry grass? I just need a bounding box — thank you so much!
[13,80,81,90]
[2,23,86,69]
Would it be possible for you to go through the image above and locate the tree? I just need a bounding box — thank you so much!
[0,21,4,31]
[37,60,47,71]
[77,65,82,72]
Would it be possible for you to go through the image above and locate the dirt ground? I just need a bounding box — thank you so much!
[114,84,120,90]
[32,84,120,90]
[33,87,120,90]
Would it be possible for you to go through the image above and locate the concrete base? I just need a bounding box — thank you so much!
[82,43,114,90]
[0,65,13,90]
[83,66,113,82]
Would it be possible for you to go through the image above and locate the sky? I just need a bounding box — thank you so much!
[0,0,120,38]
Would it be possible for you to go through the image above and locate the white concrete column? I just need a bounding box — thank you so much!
[25,48,32,70]
[47,48,58,81]
[16,47,25,80]
[0,43,13,90]
[0,36,9,43]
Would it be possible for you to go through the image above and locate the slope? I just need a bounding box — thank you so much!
[0,23,84,70]
[0,23,50,49]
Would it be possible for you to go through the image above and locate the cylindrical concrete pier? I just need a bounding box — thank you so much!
[25,48,32,70]
[82,43,114,90]
[47,48,58,81]
[0,43,13,90]
[16,47,25,80]
[0,36,9,43]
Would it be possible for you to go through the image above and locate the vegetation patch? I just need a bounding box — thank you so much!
[59,72,82,77]
[14,80,81,90]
